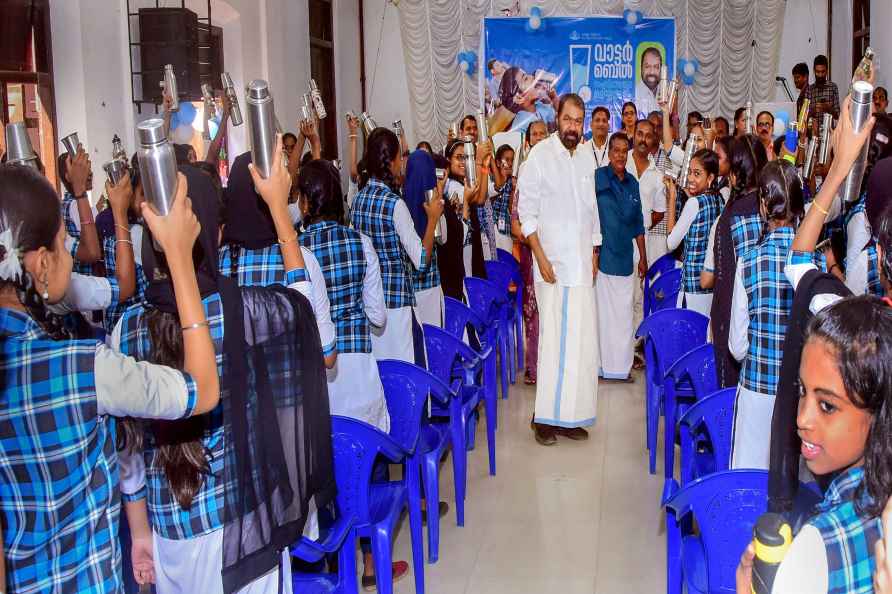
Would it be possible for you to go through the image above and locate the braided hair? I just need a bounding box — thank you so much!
[359,127,401,193]
[0,164,73,340]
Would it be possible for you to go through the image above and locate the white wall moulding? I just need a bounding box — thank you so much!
[395,0,786,148]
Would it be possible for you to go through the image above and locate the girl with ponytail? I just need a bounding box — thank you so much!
[0,163,220,592]
[729,159,806,470]
[350,127,444,361]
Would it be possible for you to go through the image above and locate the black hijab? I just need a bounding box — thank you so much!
[221,151,278,249]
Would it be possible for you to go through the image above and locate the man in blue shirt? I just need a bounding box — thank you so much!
[595,132,647,382]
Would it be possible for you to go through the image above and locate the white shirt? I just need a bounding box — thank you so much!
[585,137,610,169]
[518,134,602,286]
[845,248,870,295]
[51,273,117,314]
[771,524,829,593]
[634,80,661,117]
[392,199,428,271]
[667,197,700,251]
[729,263,750,361]
[846,210,870,269]
[703,220,719,272]
[627,153,667,227]
[359,234,387,327]
[300,247,338,353]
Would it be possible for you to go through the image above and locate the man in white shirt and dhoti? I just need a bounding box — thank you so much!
[518,93,602,446]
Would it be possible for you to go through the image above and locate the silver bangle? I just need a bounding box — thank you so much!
[181,321,210,332]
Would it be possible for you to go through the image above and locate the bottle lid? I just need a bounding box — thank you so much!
[137,118,167,146]
[852,80,874,103]
[164,64,174,73]
[865,47,875,59]
[308,79,319,91]
[246,80,270,101]
[221,72,234,88]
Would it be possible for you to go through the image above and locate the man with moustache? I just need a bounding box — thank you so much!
[586,106,611,169]
[518,93,602,445]
[635,47,663,118]
[756,110,777,160]
[595,132,646,382]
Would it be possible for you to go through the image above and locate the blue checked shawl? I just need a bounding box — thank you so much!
[118,294,227,540]
[102,231,148,335]
[681,192,723,294]
[300,221,371,354]
[809,466,881,594]
[491,178,514,236]
[350,178,415,308]
[739,227,796,394]
[865,242,884,297]
[0,308,122,594]
[218,243,288,288]
[730,211,764,261]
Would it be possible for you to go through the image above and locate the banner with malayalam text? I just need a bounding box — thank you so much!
[481,16,676,138]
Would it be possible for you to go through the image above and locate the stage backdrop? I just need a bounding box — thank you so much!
[481,16,675,136]
[396,0,786,149]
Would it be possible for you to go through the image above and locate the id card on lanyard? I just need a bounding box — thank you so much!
[592,142,607,169]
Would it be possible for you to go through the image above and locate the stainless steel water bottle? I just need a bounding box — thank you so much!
[677,135,698,191]
[112,134,127,164]
[802,136,817,180]
[301,94,313,123]
[360,112,378,136]
[136,118,178,217]
[61,132,80,159]
[477,110,489,142]
[817,113,833,165]
[308,79,327,119]
[161,64,179,111]
[744,101,753,135]
[463,135,477,187]
[840,81,874,203]
[245,79,279,179]
[4,122,38,169]
[221,72,243,127]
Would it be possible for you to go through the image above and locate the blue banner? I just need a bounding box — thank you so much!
[481,16,676,137]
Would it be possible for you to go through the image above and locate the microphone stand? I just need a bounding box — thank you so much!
[776,77,794,102]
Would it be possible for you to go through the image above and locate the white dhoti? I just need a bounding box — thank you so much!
[413,286,444,328]
[371,305,414,362]
[153,529,292,594]
[596,273,635,380]
[730,385,776,470]
[646,232,668,269]
[533,282,599,428]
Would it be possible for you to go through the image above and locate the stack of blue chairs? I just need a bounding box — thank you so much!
[635,257,774,594]
[290,250,525,593]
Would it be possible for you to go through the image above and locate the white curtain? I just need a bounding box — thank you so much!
[397,0,786,147]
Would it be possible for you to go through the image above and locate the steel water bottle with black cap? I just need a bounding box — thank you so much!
[221,72,243,126]
[245,79,279,179]
[751,512,792,594]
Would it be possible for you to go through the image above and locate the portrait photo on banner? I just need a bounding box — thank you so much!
[480,16,676,139]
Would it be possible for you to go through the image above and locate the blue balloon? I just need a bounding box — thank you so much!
[176,101,198,126]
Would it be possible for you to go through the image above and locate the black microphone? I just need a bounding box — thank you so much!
[776,76,787,82]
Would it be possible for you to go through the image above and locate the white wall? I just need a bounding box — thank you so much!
[870,0,892,92]
[775,0,828,102]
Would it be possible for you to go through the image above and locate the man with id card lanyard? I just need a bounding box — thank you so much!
[586,106,611,170]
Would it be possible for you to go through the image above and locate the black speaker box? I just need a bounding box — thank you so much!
[138,7,200,103]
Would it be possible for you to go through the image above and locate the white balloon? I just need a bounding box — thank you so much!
[627,12,639,25]
[683,62,696,77]
[530,15,541,29]
[459,60,469,73]
[172,123,194,144]
[578,85,592,103]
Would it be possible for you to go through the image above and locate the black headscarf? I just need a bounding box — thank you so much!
[221,151,278,249]
[141,164,334,593]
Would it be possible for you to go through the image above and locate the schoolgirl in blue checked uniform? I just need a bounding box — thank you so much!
[403,150,447,330]
[491,144,517,254]
[729,160,807,470]
[738,296,892,593]
[665,148,724,317]
[846,159,892,297]
[218,150,337,367]
[297,159,390,432]
[0,164,220,593]
[350,127,444,362]
[115,158,314,593]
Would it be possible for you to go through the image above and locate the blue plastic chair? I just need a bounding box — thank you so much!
[423,326,486,528]
[661,344,719,498]
[378,360,457,564]
[465,276,511,400]
[484,260,521,381]
[664,470,768,594]
[291,416,422,594]
[442,297,498,431]
[635,309,709,477]
[643,255,678,316]
[645,268,683,316]
[677,388,737,488]
[496,248,525,368]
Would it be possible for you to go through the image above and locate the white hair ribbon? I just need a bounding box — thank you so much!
[0,226,23,283]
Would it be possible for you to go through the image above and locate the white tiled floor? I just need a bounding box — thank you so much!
[385,371,666,594]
